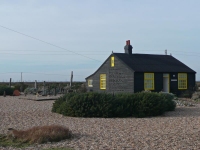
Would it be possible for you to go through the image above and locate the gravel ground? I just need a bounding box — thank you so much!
[1,96,200,150]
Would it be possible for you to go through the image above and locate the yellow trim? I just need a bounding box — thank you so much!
[88,79,93,87]
[144,73,154,90]
[100,74,106,89]
[178,73,187,89]
[111,56,114,67]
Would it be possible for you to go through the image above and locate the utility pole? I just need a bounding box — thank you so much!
[21,72,22,82]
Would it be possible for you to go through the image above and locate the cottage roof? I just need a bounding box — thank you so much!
[86,53,196,79]
[114,53,196,73]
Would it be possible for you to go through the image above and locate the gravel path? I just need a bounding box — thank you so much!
[1,96,200,150]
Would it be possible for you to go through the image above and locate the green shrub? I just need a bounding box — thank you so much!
[52,92,176,118]
[14,82,28,92]
[159,93,176,111]
[0,85,14,96]
[24,88,37,94]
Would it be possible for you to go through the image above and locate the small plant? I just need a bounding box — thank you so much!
[7,125,71,144]
[0,134,30,148]
[180,89,194,98]
[24,87,37,95]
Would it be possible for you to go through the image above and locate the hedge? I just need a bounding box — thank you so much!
[0,85,14,96]
[52,92,176,118]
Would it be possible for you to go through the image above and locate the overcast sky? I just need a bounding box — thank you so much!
[0,0,200,82]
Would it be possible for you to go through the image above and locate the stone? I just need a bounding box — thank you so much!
[13,90,20,96]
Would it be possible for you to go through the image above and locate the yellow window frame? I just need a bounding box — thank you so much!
[178,73,187,89]
[88,79,93,87]
[144,73,154,90]
[100,74,106,89]
[111,56,114,67]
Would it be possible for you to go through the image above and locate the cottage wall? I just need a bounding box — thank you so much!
[170,73,196,96]
[87,55,134,93]
[134,72,196,95]
[134,72,163,93]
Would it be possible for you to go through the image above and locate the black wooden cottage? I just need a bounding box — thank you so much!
[85,40,196,95]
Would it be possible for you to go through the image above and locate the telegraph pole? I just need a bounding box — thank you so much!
[21,72,22,82]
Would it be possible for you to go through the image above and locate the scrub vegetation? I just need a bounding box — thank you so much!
[52,92,176,118]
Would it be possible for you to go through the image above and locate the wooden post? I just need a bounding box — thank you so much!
[59,84,61,93]
[43,81,45,96]
[54,87,56,96]
[9,78,12,87]
[35,80,37,89]
[70,71,73,88]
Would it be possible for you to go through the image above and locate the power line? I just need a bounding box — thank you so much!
[0,24,199,59]
[1,52,200,57]
[1,49,200,54]
[0,49,112,52]
[0,72,84,76]
[0,25,101,62]
[0,52,108,55]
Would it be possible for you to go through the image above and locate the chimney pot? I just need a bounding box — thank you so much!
[124,40,133,54]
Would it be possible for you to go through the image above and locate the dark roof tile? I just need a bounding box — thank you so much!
[114,53,196,73]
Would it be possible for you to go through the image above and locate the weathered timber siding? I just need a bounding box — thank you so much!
[134,72,196,95]
[87,54,134,93]
[170,73,196,96]
[134,72,163,93]
[170,73,178,95]
[188,73,196,89]
[134,72,144,93]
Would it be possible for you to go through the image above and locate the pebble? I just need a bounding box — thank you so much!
[1,96,200,149]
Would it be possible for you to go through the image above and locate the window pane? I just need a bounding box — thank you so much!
[111,56,114,67]
[178,73,187,89]
[100,74,106,89]
[88,79,93,87]
[144,73,154,90]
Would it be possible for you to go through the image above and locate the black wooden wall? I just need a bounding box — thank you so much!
[134,72,163,93]
[170,73,196,96]
[134,72,196,95]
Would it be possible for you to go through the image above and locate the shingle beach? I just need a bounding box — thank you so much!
[1,96,200,150]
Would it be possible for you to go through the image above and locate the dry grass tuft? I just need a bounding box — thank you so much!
[7,125,71,144]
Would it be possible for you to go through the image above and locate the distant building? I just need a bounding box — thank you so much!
[86,40,196,96]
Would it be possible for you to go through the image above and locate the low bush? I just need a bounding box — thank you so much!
[52,92,176,118]
[14,82,29,92]
[0,85,14,96]
[24,88,37,95]
[7,125,71,144]
[159,93,176,111]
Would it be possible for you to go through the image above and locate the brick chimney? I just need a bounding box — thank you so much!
[124,40,133,54]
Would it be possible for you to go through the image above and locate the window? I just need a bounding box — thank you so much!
[100,74,106,89]
[144,73,154,90]
[88,79,93,87]
[178,73,187,89]
[111,56,114,67]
